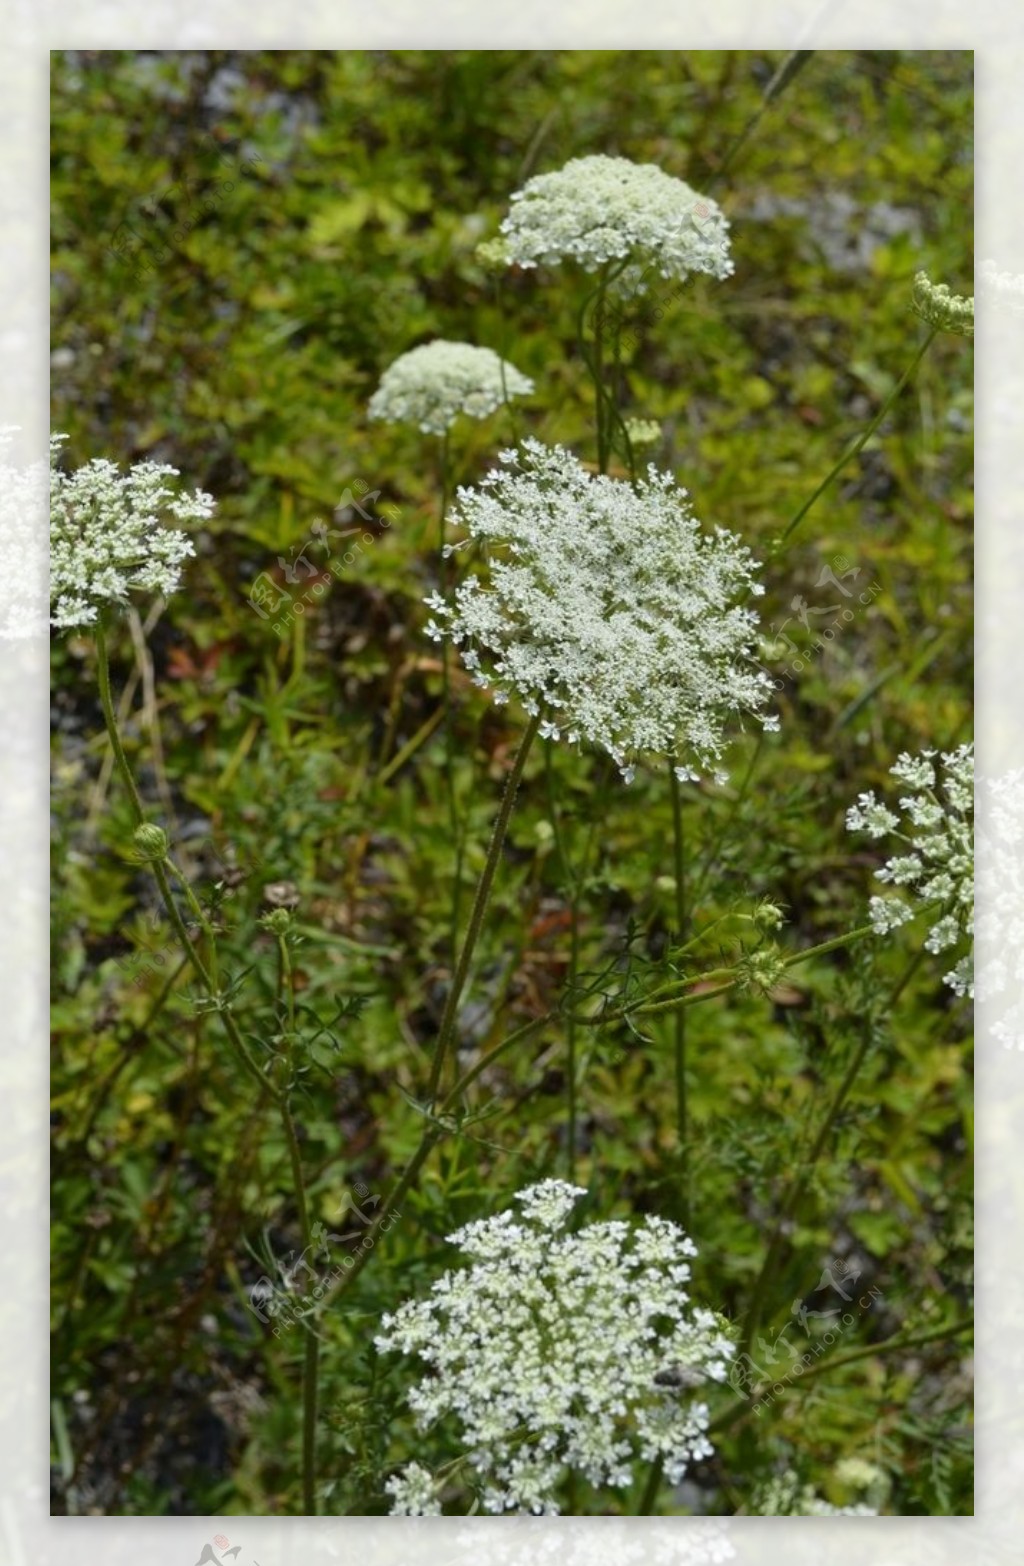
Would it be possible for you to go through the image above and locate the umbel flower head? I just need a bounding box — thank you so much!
[50,434,213,630]
[376,1180,734,1516]
[367,339,534,437]
[846,743,974,996]
[754,1468,878,1516]
[424,439,777,782]
[911,271,974,337]
[499,154,732,286]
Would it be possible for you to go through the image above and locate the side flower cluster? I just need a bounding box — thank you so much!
[50,434,213,630]
[375,1179,734,1515]
[499,154,732,285]
[367,339,533,436]
[424,439,777,782]
[754,1467,880,1516]
[846,743,974,996]
[911,271,974,337]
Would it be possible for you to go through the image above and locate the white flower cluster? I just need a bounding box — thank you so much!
[0,427,49,638]
[911,271,974,338]
[384,1461,442,1516]
[499,155,732,285]
[846,744,974,996]
[424,439,777,781]
[754,1469,878,1516]
[367,339,534,436]
[375,1179,734,1516]
[50,434,213,630]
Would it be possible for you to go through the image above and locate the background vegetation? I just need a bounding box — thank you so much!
[50,49,973,1516]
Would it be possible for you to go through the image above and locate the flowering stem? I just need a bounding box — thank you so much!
[97,615,317,1507]
[690,732,764,906]
[279,1090,319,1513]
[777,326,939,548]
[739,945,926,1357]
[94,617,146,825]
[576,259,631,474]
[710,1314,973,1437]
[322,1128,443,1308]
[575,923,876,1032]
[636,1454,665,1515]
[427,710,543,1103]
[713,50,816,184]
[99,611,322,1510]
[437,430,465,974]
[669,763,689,1225]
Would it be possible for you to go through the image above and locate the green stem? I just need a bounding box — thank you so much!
[669,764,689,1225]
[575,260,631,474]
[276,927,319,1515]
[690,732,764,907]
[97,617,276,1103]
[713,51,816,184]
[637,1454,664,1515]
[567,905,580,1180]
[709,1315,973,1436]
[96,612,315,1508]
[778,327,939,548]
[281,1091,318,1514]
[95,617,145,824]
[321,1128,443,1308]
[578,922,876,1030]
[427,710,543,1102]
[740,946,926,1355]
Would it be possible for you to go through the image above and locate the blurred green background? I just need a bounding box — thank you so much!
[51,50,972,1516]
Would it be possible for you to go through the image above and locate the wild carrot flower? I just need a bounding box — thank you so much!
[499,155,732,286]
[911,272,974,337]
[367,339,533,436]
[423,439,777,781]
[754,1469,878,1516]
[846,743,974,996]
[50,434,212,630]
[375,1179,734,1516]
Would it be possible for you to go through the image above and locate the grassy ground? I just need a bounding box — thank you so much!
[51,49,972,1516]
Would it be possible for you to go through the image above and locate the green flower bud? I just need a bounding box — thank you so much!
[133,823,169,862]
[911,272,974,338]
[740,945,787,995]
[261,908,294,935]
